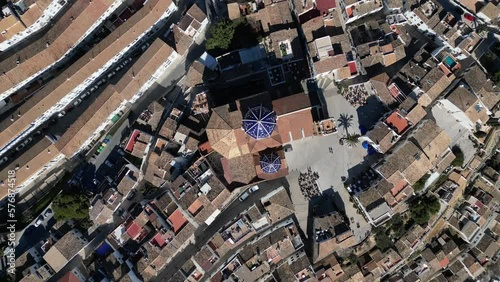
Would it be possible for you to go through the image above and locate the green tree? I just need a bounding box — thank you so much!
[410,202,429,225]
[346,253,359,265]
[413,174,431,191]
[409,194,441,225]
[493,71,500,86]
[388,213,405,238]
[476,23,487,33]
[52,191,90,221]
[451,146,464,167]
[206,20,235,50]
[374,227,393,251]
[427,195,440,214]
[340,134,361,147]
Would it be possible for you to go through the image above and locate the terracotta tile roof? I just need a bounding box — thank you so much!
[206,105,246,159]
[395,240,411,257]
[370,73,396,106]
[0,16,21,35]
[172,23,194,55]
[19,1,48,27]
[361,52,383,67]
[383,52,397,66]
[463,65,492,93]
[403,155,433,185]
[0,0,115,94]
[411,119,444,149]
[0,0,174,150]
[446,86,479,112]
[186,3,207,23]
[51,230,87,260]
[205,175,227,202]
[421,68,446,92]
[0,20,25,41]
[377,141,426,180]
[358,187,384,210]
[193,245,216,270]
[186,61,205,87]
[411,119,451,164]
[221,154,256,184]
[168,209,188,233]
[422,72,455,105]
[261,187,294,223]
[269,28,303,59]
[155,151,175,170]
[147,101,165,131]
[159,117,178,140]
[1,0,89,75]
[227,3,240,20]
[477,88,500,110]
[301,16,325,43]
[272,92,311,115]
[314,54,347,74]
[51,40,173,157]
[0,137,59,195]
[114,40,175,100]
[459,0,482,12]
[177,188,197,210]
[385,111,409,134]
[479,2,500,20]
[188,199,203,215]
[184,136,199,152]
[316,0,336,14]
[145,164,166,187]
[247,1,293,33]
[117,174,136,196]
[293,0,315,14]
[56,88,124,156]
[277,108,314,144]
[367,122,395,153]
[421,248,437,262]
[405,104,426,125]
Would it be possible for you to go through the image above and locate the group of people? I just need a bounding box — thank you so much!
[298,167,321,200]
[343,84,370,108]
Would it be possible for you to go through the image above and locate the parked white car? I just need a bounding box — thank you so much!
[239,192,250,202]
[248,185,259,193]
[34,216,44,227]
[0,157,8,165]
[73,98,82,107]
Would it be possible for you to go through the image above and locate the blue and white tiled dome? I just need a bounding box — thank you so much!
[259,152,281,174]
[242,105,277,140]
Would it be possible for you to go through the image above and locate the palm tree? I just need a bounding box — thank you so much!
[340,134,360,147]
[337,113,353,136]
[336,83,347,95]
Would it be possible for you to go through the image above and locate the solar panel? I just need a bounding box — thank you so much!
[259,152,281,174]
[242,105,277,140]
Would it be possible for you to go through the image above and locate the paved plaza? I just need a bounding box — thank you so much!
[285,127,373,243]
[283,85,389,242]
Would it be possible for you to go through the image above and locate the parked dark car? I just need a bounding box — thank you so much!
[126,189,136,200]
